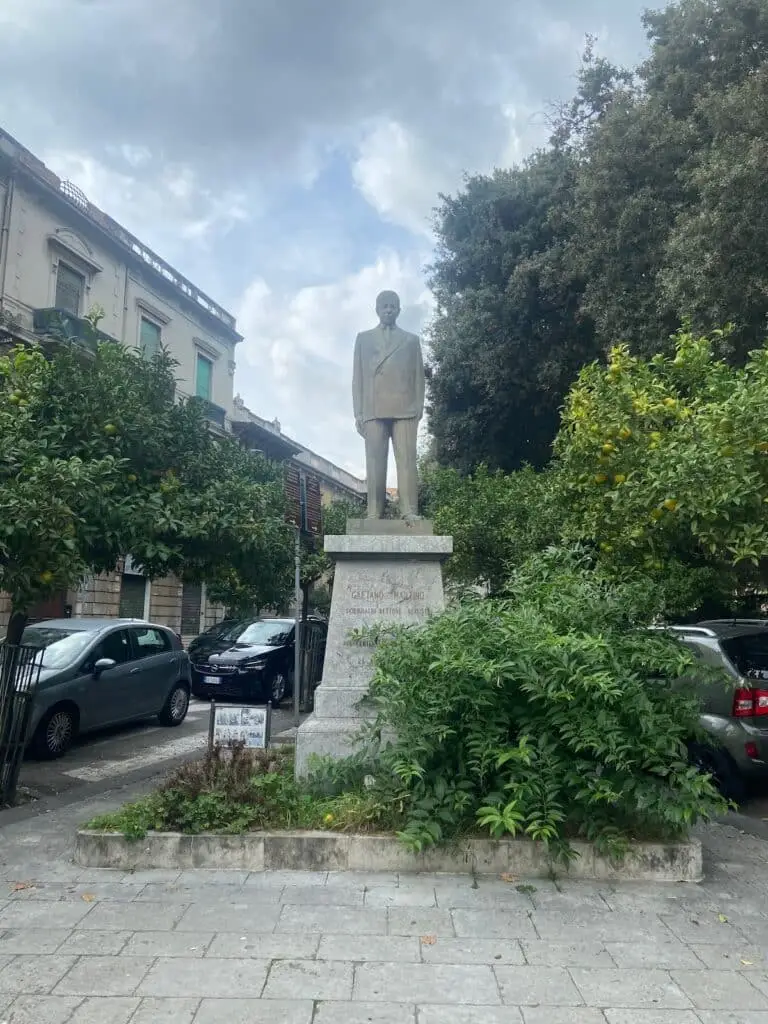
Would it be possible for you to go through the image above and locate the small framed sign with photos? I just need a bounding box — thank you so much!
[207,702,271,751]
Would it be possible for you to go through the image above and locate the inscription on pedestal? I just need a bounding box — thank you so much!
[295,530,452,775]
[322,563,443,689]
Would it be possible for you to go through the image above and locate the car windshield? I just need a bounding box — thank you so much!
[203,619,241,639]
[233,621,292,646]
[723,632,768,680]
[19,626,94,669]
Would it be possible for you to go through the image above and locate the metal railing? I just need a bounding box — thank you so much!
[0,645,42,806]
[299,629,326,712]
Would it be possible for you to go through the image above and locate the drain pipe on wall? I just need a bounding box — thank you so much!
[0,174,15,307]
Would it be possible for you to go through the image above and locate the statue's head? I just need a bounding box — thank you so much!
[376,290,400,327]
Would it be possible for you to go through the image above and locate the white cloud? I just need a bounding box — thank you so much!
[41,149,250,255]
[0,0,654,477]
[352,121,447,238]
[235,250,433,480]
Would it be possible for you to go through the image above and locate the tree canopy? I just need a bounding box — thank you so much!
[0,337,292,641]
[426,327,768,618]
[428,0,768,474]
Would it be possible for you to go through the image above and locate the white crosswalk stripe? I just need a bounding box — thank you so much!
[63,732,207,782]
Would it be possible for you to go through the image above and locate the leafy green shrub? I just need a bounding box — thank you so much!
[366,547,728,860]
[86,743,396,839]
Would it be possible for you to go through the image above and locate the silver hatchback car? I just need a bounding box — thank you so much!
[665,620,768,801]
[16,618,192,759]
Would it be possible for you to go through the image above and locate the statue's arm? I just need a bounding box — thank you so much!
[352,333,363,429]
[415,336,425,419]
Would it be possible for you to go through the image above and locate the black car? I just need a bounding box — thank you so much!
[188,617,327,704]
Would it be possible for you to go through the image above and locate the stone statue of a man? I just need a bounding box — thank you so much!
[353,290,424,520]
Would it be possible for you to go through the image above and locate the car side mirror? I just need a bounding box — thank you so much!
[93,657,116,677]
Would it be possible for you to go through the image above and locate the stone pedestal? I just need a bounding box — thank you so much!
[295,521,452,776]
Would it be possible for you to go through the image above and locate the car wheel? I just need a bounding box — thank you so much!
[268,672,287,706]
[689,742,746,804]
[32,707,77,760]
[158,684,190,727]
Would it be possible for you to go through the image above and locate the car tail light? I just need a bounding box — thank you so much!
[733,688,755,716]
[732,687,768,717]
[746,742,760,760]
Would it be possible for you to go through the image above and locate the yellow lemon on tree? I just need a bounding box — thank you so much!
[104,423,118,436]
[663,498,678,512]
[663,397,676,408]
[8,394,20,405]
[650,508,663,521]
[601,443,616,455]
[613,474,627,485]
[39,570,54,585]
[594,473,608,484]
[618,427,632,440]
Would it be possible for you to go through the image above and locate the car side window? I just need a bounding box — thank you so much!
[83,629,132,671]
[130,627,171,659]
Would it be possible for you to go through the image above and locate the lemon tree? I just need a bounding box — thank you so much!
[555,327,768,596]
[0,336,291,645]
[0,345,123,643]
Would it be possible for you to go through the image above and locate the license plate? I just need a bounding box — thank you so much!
[203,675,221,685]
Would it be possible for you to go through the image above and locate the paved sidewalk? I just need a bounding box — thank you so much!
[1,794,768,1021]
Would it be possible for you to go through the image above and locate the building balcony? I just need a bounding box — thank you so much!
[190,396,228,430]
[32,308,115,353]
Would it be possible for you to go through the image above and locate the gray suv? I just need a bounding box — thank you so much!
[14,618,191,759]
[665,620,768,800]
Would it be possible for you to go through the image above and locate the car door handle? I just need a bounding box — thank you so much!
[130,667,141,675]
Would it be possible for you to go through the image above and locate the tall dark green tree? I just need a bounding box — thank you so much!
[428,0,768,475]
[427,150,598,473]
[572,0,768,362]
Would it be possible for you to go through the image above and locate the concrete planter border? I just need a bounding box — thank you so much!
[75,829,702,882]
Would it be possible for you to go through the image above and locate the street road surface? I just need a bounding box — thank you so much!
[16,699,304,804]
[9,699,768,836]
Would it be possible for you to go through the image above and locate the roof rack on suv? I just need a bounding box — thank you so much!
[698,618,768,627]
[657,625,719,638]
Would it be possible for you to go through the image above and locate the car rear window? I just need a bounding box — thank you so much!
[722,632,768,680]
[132,627,172,657]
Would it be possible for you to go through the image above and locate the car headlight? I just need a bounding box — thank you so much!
[239,658,266,672]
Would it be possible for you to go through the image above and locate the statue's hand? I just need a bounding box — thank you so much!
[355,418,365,437]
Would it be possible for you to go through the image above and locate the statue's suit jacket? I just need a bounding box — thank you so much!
[352,325,425,424]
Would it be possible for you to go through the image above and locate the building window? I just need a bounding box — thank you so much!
[181,581,202,636]
[139,317,162,359]
[119,574,146,619]
[55,262,85,316]
[196,353,213,401]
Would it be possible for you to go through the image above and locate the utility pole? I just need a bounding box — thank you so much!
[293,526,301,729]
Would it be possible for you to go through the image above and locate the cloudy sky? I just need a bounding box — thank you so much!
[1,0,652,479]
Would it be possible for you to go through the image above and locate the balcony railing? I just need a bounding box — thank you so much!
[32,308,115,353]
[190,396,227,429]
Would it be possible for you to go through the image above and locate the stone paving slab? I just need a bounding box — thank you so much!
[3,791,768,1020]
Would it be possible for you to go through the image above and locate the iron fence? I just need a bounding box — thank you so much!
[0,645,42,805]
[299,628,326,712]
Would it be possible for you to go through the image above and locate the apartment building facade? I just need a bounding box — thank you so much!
[0,126,365,640]
[232,397,366,510]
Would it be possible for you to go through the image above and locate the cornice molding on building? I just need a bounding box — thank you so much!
[47,229,103,274]
[0,126,242,346]
[135,296,171,326]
